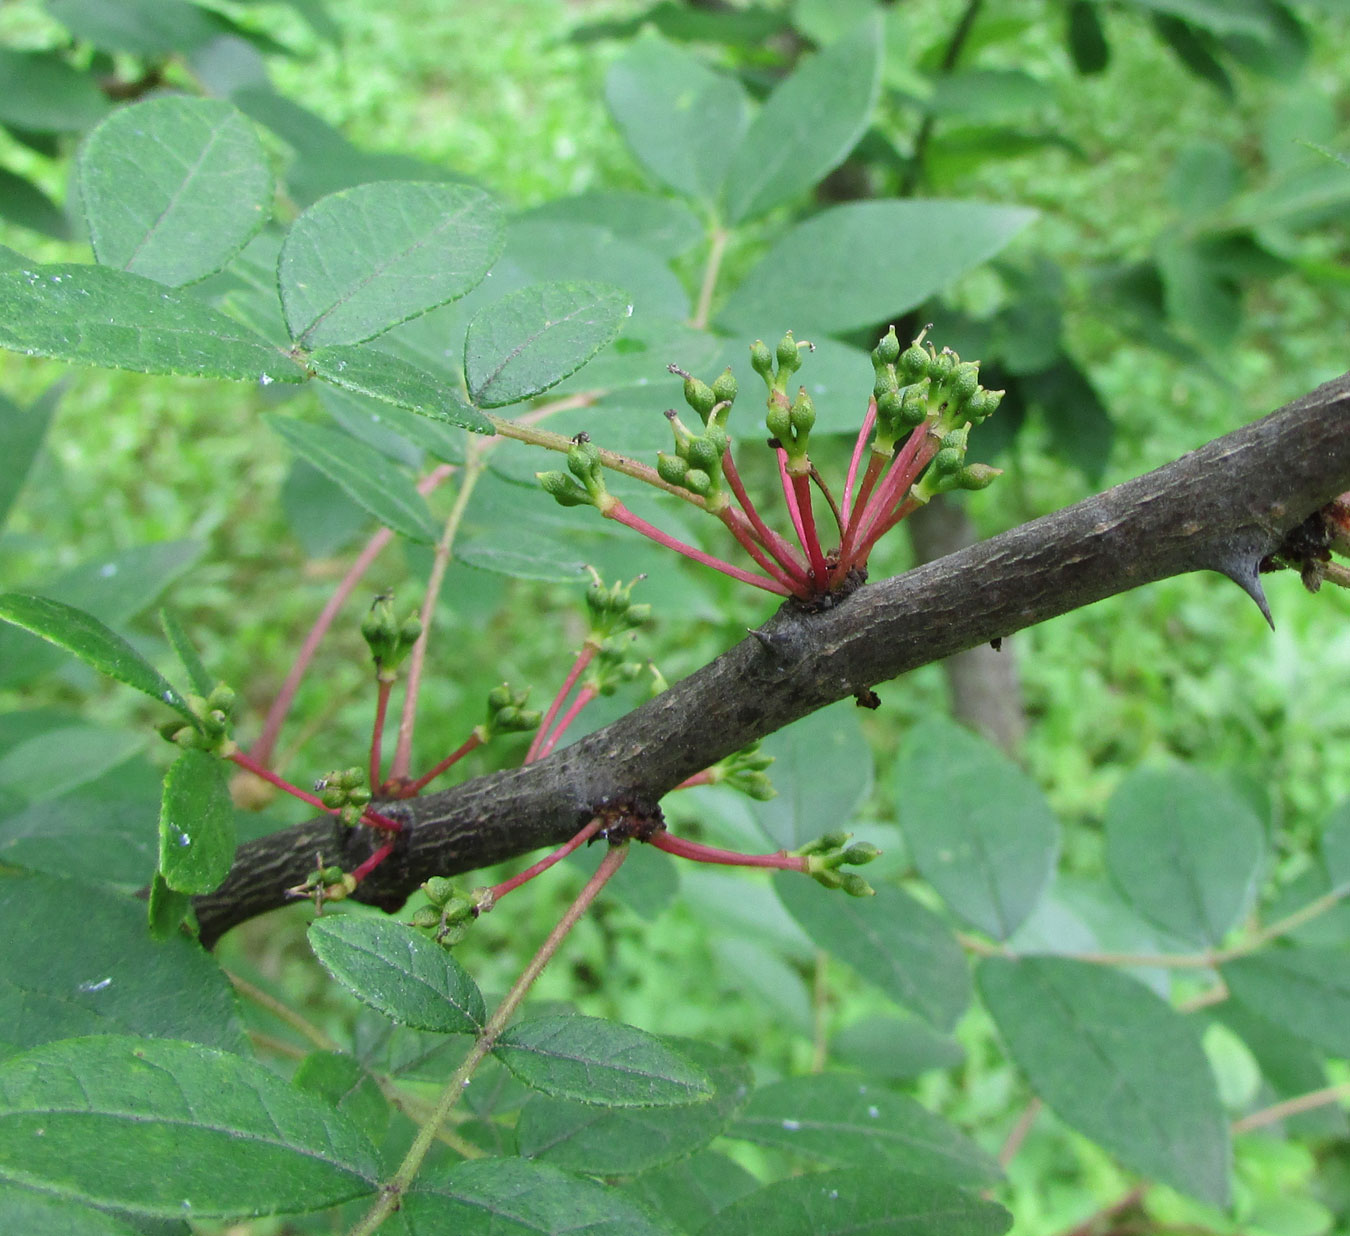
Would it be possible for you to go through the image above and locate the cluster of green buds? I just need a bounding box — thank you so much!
[753,332,815,473]
[584,567,652,644]
[910,423,1000,504]
[587,643,647,698]
[794,831,882,896]
[288,861,356,908]
[409,876,491,947]
[536,435,613,511]
[315,766,372,828]
[159,682,236,752]
[361,593,423,682]
[871,327,1004,449]
[656,366,738,507]
[476,682,540,742]
[696,740,776,801]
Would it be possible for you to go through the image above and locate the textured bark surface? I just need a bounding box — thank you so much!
[194,372,1350,947]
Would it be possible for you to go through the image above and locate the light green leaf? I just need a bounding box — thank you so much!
[457,532,590,583]
[1324,798,1350,889]
[159,608,214,695]
[0,1186,141,1236]
[1222,947,1350,1058]
[308,915,485,1034]
[1105,766,1265,947]
[465,281,632,408]
[310,344,491,432]
[831,1014,965,1080]
[896,716,1059,939]
[0,264,305,382]
[701,1168,1012,1236]
[979,956,1230,1205]
[0,593,197,727]
[147,870,192,941]
[158,748,235,895]
[47,0,232,55]
[279,181,503,347]
[0,382,61,533]
[0,168,70,240]
[520,191,704,258]
[717,199,1037,337]
[777,877,970,1031]
[722,17,883,225]
[78,97,272,287]
[0,723,143,805]
[405,1157,676,1235]
[494,1015,713,1107]
[726,1073,999,1187]
[515,1038,749,1174]
[265,414,438,543]
[0,869,245,1054]
[604,32,748,204]
[0,50,109,132]
[0,1035,380,1218]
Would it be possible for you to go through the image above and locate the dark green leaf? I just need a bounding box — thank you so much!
[465,281,631,408]
[1151,14,1233,97]
[47,0,231,55]
[158,609,213,696]
[926,69,1056,121]
[722,16,883,225]
[0,869,244,1054]
[700,1168,1012,1236]
[622,1150,758,1234]
[1105,766,1264,947]
[279,181,503,347]
[405,1157,675,1235]
[158,749,235,895]
[777,878,970,1031]
[515,1038,749,1174]
[0,167,70,239]
[310,344,491,432]
[1032,357,1115,483]
[0,264,306,382]
[520,191,704,258]
[0,382,61,533]
[265,415,439,543]
[831,1015,965,1080]
[146,871,192,941]
[1067,0,1110,74]
[0,723,143,805]
[320,385,466,465]
[0,540,206,690]
[1222,947,1350,1057]
[77,98,271,287]
[0,50,109,132]
[292,1051,391,1146]
[0,593,197,727]
[1128,0,1277,39]
[726,1073,999,1187]
[896,716,1059,940]
[494,1015,713,1107]
[0,1035,380,1218]
[1324,798,1350,889]
[979,956,1230,1205]
[604,32,748,204]
[0,1186,140,1236]
[717,200,1036,337]
[308,915,485,1034]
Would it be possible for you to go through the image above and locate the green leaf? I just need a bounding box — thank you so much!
[494,1015,713,1107]
[159,608,213,696]
[717,199,1037,337]
[0,593,197,728]
[308,915,486,1034]
[776,877,970,1031]
[464,281,632,408]
[0,1186,141,1236]
[0,50,109,132]
[1105,766,1265,947]
[726,1073,999,1187]
[0,723,143,805]
[622,1150,758,1234]
[292,1051,391,1147]
[896,716,1059,939]
[158,749,236,895]
[0,264,306,382]
[0,540,206,690]
[146,870,192,941]
[0,1035,380,1218]
[515,1038,749,1174]
[1222,947,1350,1057]
[701,1168,1012,1236]
[0,168,70,240]
[47,0,232,55]
[722,17,883,225]
[311,344,491,431]
[831,1014,965,1080]
[604,32,749,204]
[405,1157,676,1235]
[1067,1,1111,74]
[265,415,439,543]
[979,956,1230,1205]
[78,97,272,287]
[520,191,704,258]
[279,181,503,347]
[0,869,245,1054]
[1323,798,1350,889]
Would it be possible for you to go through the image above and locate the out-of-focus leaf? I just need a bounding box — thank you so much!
[1222,947,1350,1058]
[158,608,213,696]
[831,1014,965,1080]
[621,1150,758,1234]
[158,748,235,895]
[926,69,1055,120]
[0,382,61,533]
[0,168,70,239]
[1031,357,1115,482]
[0,1186,141,1235]
[46,0,232,55]
[0,50,109,131]
[519,192,703,258]
[1066,0,1110,74]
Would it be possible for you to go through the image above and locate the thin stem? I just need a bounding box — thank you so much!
[841,399,878,524]
[250,465,455,768]
[350,837,398,884]
[718,507,806,592]
[791,470,830,588]
[228,971,339,1053]
[346,842,629,1236]
[777,448,810,557]
[809,463,843,537]
[369,678,393,792]
[998,1098,1042,1169]
[899,0,985,195]
[810,951,829,1074]
[536,686,596,759]
[390,440,488,783]
[404,733,483,796]
[646,831,809,871]
[227,749,404,834]
[486,818,604,903]
[841,426,940,573]
[846,496,921,572]
[692,225,729,331]
[525,644,598,764]
[1233,1081,1350,1134]
[674,768,716,791]
[603,500,794,596]
[721,448,809,578]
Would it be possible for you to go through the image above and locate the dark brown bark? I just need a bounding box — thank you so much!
[194,372,1350,947]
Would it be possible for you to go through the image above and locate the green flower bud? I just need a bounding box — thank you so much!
[776,332,801,374]
[948,361,980,405]
[320,865,346,885]
[843,842,882,865]
[683,375,716,418]
[711,367,738,406]
[348,786,371,808]
[899,343,929,382]
[929,348,956,382]
[437,921,471,948]
[789,387,815,436]
[813,868,844,890]
[956,463,1001,491]
[840,872,875,897]
[341,767,365,788]
[872,326,901,367]
[932,446,964,476]
[486,683,513,712]
[750,339,774,377]
[567,437,602,483]
[398,616,423,646]
[410,906,442,929]
[321,785,346,810]
[537,470,592,507]
[965,388,1004,422]
[423,876,457,905]
[206,683,235,714]
[441,894,476,924]
[900,381,931,427]
[766,399,792,441]
[736,771,776,801]
[876,389,904,427]
[657,452,688,486]
[339,803,363,828]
